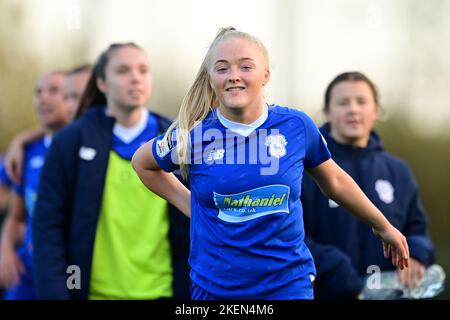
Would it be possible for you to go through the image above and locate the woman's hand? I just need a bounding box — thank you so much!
[372,224,410,270]
[397,257,425,288]
[5,127,45,184]
[307,160,410,270]
[5,139,25,184]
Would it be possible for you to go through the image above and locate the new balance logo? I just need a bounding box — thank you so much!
[207,149,225,161]
[328,199,339,208]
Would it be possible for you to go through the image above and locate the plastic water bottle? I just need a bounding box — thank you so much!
[405,264,446,299]
[359,264,446,300]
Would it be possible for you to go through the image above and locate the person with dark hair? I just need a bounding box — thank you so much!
[33,43,190,300]
[132,29,409,300]
[302,71,436,299]
[0,70,69,299]
[4,64,92,185]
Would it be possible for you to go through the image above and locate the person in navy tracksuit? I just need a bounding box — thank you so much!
[302,71,435,299]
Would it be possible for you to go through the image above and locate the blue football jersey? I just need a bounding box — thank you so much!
[152,104,331,299]
[13,138,49,253]
[112,110,159,160]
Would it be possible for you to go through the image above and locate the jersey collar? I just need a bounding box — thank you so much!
[113,108,148,143]
[216,103,268,137]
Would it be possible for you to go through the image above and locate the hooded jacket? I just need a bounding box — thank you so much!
[302,123,435,299]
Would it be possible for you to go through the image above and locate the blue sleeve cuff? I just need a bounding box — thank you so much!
[152,136,178,172]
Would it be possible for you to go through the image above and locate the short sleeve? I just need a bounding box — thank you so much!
[152,130,180,173]
[302,114,331,168]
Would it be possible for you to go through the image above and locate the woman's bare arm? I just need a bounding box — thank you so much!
[306,158,409,269]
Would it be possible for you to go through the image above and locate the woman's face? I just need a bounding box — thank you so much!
[63,70,90,121]
[97,46,152,111]
[209,36,270,116]
[326,80,379,147]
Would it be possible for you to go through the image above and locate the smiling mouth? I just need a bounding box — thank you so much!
[346,118,361,125]
[226,86,245,92]
[346,122,363,129]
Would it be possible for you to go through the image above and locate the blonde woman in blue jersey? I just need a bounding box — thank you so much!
[132,27,410,300]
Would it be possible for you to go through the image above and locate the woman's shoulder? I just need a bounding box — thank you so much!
[55,106,113,143]
[53,119,83,142]
[268,104,320,133]
[375,149,417,183]
[51,114,101,153]
[194,108,219,129]
[269,104,315,121]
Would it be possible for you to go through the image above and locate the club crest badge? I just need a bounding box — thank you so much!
[30,156,45,169]
[265,134,288,158]
[156,133,174,158]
